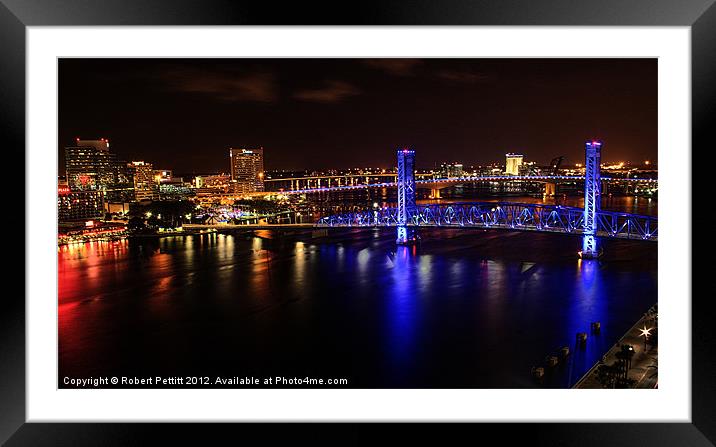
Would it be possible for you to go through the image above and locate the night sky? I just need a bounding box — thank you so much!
[58,58,657,174]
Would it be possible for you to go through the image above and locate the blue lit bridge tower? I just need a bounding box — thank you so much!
[396,147,418,245]
[580,140,603,259]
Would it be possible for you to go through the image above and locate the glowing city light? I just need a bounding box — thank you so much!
[639,326,652,338]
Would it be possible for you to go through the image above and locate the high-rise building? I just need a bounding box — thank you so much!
[107,160,135,203]
[439,162,464,178]
[230,147,265,193]
[519,161,537,176]
[128,161,157,201]
[64,138,134,204]
[57,180,104,221]
[505,153,524,175]
[65,138,115,191]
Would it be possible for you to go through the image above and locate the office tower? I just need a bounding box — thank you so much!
[439,162,464,178]
[64,138,115,191]
[128,161,157,201]
[64,138,134,204]
[505,153,524,175]
[230,147,265,193]
[57,180,104,221]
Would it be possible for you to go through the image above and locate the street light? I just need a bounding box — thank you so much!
[639,325,652,350]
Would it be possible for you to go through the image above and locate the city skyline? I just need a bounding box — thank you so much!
[58,58,657,173]
[56,58,660,394]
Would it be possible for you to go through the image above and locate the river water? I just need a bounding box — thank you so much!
[58,196,657,388]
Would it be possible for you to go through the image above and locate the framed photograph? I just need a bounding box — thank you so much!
[3,0,714,444]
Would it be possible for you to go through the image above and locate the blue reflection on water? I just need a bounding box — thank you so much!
[374,239,651,387]
[562,259,610,386]
[385,246,420,378]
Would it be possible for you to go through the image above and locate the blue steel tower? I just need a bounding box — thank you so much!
[396,147,418,245]
[580,140,603,259]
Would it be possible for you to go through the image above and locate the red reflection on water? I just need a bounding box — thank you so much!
[59,240,128,305]
[59,240,131,372]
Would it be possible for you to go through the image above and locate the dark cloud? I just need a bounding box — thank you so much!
[361,59,423,76]
[160,66,278,103]
[292,80,361,103]
[437,69,491,83]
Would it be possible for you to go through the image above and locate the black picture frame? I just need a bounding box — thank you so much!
[2,0,713,444]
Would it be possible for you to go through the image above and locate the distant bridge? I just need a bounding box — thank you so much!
[315,141,657,257]
[316,201,657,241]
[261,174,656,196]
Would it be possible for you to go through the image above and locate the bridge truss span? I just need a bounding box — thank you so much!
[316,202,657,241]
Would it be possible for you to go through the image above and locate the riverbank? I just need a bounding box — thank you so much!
[58,228,203,246]
[573,303,658,388]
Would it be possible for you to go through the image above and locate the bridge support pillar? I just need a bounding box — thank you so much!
[544,182,556,196]
[396,147,418,245]
[430,187,442,199]
[580,140,602,259]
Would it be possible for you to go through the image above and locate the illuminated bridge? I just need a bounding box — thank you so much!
[315,141,657,257]
[316,201,657,242]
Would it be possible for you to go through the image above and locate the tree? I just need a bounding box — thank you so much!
[127,216,146,232]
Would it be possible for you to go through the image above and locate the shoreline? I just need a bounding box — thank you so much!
[572,303,658,389]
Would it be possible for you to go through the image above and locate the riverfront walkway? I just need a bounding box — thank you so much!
[573,304,658,389]
[184,223,316,230]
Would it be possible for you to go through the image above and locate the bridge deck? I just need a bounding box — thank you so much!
[316,201,657,241]
[256,175,657,195]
